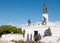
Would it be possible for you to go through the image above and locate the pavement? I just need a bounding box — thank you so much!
[0,40,7,43]
[0,40,15,43]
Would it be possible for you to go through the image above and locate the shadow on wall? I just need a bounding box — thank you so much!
[43,27,52,37]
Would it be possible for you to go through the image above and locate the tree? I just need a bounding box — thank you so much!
[0,25,22,36]
[17,28,22,34]
[9,26,17,33]
[0,25,11,34]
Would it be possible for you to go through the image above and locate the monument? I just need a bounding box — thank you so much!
[21,2,60,41]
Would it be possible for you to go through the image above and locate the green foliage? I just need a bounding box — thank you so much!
[0,25,22,36]
[17,28,22,34]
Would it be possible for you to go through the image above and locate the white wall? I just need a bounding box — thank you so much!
[24,26,60,41]
[24,27,48,41]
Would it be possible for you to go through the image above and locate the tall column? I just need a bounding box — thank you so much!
[42,2,48,25]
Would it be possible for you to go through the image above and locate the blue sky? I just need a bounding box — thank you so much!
[0,0,60,25]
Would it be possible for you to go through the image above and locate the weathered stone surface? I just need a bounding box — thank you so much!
[43,27,52,37]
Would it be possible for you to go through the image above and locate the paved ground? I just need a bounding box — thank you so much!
[0,40,7,43]
[0,40,14,43]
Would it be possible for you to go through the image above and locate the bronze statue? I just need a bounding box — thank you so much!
[42,17,46,25]
[43,2,47,13]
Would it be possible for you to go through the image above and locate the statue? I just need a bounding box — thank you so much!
[42,17,46,25]
[43,2,47,13]
[28,19,31,26]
